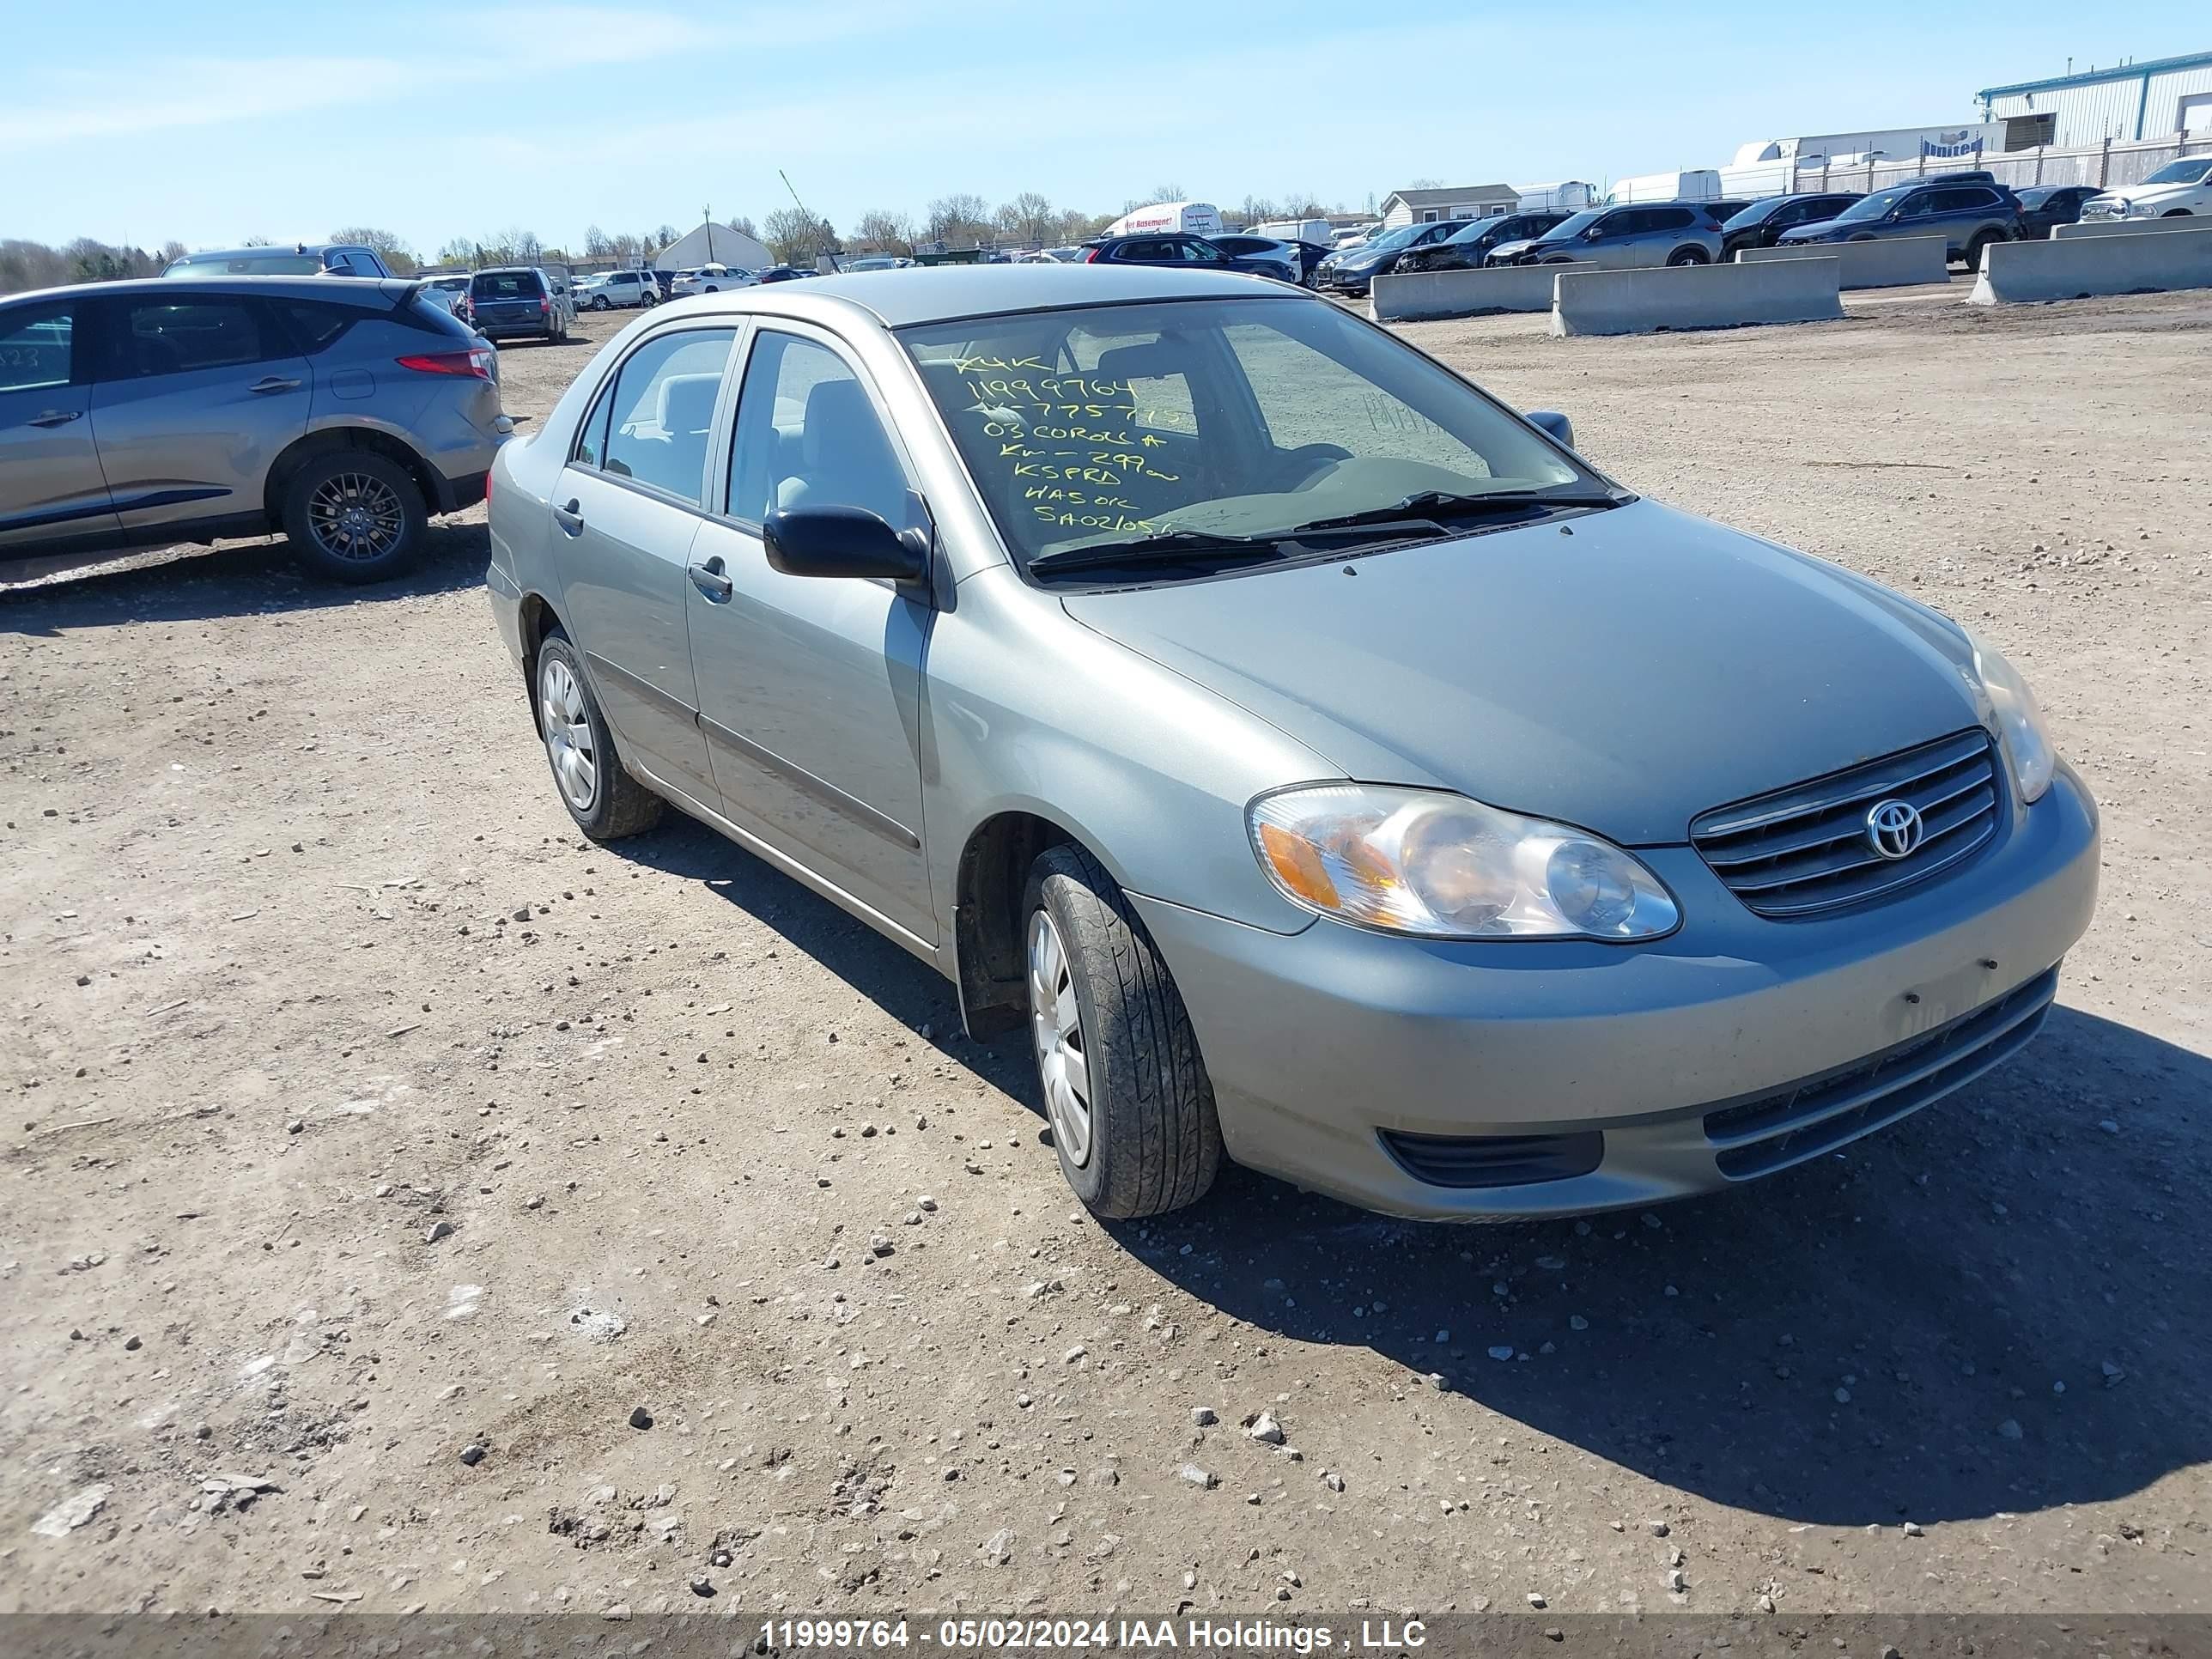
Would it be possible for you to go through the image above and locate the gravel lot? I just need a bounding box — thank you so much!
[3,293,2207,1620]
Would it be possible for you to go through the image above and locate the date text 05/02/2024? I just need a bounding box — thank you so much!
[757,1618,1429,1651]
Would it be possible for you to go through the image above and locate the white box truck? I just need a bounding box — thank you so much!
[1516,182,1597,214]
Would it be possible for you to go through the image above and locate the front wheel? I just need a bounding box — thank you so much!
[533,630,663,841]
[1024,843,1222,1218]
[282,449,426,583]
[590,295,610,311]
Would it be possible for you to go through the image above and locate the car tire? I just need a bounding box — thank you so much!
[1963,231,1998,272]
[590,295,609,311]
[281,448,427,584]
[532,629,664,841]
[1666,246,1710,266]
[1022,842,1222,1218]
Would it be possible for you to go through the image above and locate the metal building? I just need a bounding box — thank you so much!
[1977,50,2212,149]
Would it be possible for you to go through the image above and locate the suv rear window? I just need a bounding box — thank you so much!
[471,271,544,301]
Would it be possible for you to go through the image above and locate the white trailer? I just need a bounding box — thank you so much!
[1608,169,1723,203]
[1103,201,1225,237]
[1516,181,1597,214]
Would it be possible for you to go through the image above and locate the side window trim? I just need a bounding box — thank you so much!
[714,319,921,536]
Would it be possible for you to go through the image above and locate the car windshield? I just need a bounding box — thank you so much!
[1723,198,1784,228]
[2141,159,2212,185]
[1541,209,1606,240]
[166,252,324,276]
[1355,224,1423,255]
[900,295,1603,574]
[1832,187,1913,222]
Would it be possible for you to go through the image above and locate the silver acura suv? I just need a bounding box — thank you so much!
[484,264,2097,1222]
[1,276,505,586]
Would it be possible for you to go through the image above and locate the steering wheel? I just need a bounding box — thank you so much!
[1278,442,1352,490]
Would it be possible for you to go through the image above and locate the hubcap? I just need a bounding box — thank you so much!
[538,656,598,812]
[1027,908,1092,1167]
[307,471,404,562]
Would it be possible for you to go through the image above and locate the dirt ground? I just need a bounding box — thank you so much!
[3,290,2208,1622]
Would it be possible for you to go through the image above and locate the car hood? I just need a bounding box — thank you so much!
[1058,499,1984,846]
[2091,184,2191,209]
[1486,238,1540,260]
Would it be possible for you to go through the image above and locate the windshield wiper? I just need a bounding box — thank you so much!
[1026,529,1297,576]
[1291,489,1621,535]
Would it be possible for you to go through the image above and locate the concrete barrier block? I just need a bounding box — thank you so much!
[1970,224,2212,303]
[1551,258,1844,337]
[2054,216,2209,240]
[1371,264,1589,322]
[1736,235,1948,289]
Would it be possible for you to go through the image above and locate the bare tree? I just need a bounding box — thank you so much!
[437,236,479,268]
[1001,191,1057,245]
[729,216,759,240]
[158,240,187,265]
[1150,182,1187,203]
[762,206,836,266]
[583,225,616,258]
[926,193,993,248]
[853,210,917,256]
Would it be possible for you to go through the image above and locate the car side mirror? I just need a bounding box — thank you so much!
[1526,410,1575,449]
[1582,227,1603,240]
[763,507,928,584]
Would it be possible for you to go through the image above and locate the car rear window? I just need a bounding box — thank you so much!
[168,252,324,276]
[471,271,544,300]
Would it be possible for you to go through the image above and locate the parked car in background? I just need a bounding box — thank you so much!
[162,242,395,280]
[416,274,475,325]
[672,264,756,296]
[1777,179,2024,269]
[484,262,2095,1223]
[1507,202,1729,268]
[843,256,912,272]
[579,270,659,309]
[1,276,504,586]
[1080,234,1291,280]
[1313,221,1473,294]
[1718,192,1865,257]
[1206,234,1310,283]
[1392,211,1572,274]
[1330,224,1377,248]
[2079,157,2211,221]
[2013,185,2103,239]
[755,266,819,283]
[471,266,569,343]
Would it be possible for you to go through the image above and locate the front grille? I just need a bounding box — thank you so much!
[1690,728,2001,919]
[1703,966,2057,1180]
[1378,1128,1604,1189]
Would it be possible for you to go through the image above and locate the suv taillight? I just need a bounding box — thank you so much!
[397,348,495,380]
[1084,246,1100,262]
[538,295,551,314]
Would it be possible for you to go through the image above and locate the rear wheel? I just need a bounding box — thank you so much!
[1964,231,1999,272]
[533,629,663,841]
[1023,843,1222,1218]
[282,449,425,583]
[1666,246,1710,266]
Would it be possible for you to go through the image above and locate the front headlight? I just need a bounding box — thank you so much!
[1966,631,2055,803]
[1249,785,1679,941]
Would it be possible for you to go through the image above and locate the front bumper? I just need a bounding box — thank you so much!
[1131,763,2098,1219]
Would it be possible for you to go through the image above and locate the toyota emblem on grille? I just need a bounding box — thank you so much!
[1865,799,1924,860]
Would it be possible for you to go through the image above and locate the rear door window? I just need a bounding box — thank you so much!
[471,270,544,301]
[0,303,75,391]
[103,299,282,380]
[597,328,738,506]
[1653,209,1696,232]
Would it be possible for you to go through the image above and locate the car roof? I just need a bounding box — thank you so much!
[1,274,420,308]
[643,263,1299,329]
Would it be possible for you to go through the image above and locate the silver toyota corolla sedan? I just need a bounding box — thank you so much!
[484,264,2098,1221]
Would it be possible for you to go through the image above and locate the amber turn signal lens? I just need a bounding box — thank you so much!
[1256,822,1340,910]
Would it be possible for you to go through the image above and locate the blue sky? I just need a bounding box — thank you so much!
[4,3,2202,252]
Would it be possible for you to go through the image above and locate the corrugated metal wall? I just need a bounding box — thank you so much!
[1992,63,2212,145]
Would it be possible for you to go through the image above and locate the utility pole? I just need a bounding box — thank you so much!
[780,169,837,272]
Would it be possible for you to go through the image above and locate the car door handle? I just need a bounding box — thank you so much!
[688,557,733,602]
[552,498,584,537]
[27,408,82,428]
[247,375,302,394]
